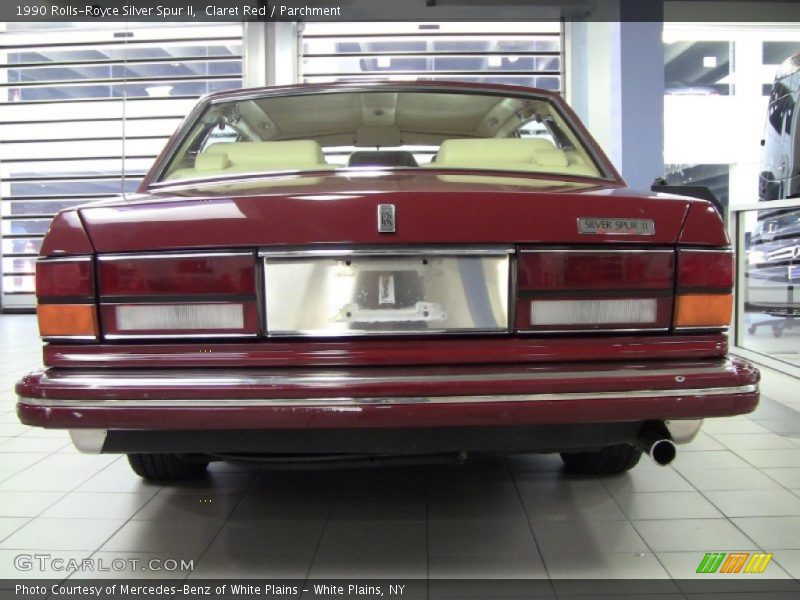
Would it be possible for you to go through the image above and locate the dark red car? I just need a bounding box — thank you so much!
[16,82,758,481]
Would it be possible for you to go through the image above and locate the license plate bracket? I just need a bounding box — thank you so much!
[262,249,511,337]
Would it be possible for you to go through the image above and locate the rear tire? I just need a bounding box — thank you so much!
[560,444,642,475]
[127,453,209,481]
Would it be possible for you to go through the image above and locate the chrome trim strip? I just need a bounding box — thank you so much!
[259,247,515,258]
[99,251,254,261]
[37,255,92,263]
[104,333,259,340]
[519,248,673,254]
[265,328,508,338]
[19,385,758,409]
[518,327,669,334]
[678,248,733,254]
[27,361,744,388]
[674,326,729,332]
[43,335,98,342]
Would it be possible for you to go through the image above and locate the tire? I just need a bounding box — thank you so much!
[127,453,209,481]
[560,444,642,475]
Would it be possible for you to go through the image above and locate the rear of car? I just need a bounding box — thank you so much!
[16,83,759,481]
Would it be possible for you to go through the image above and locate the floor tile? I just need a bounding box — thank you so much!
[678,467,783,491]
[41,492,153,520]
[671,450,753,471]
[614,491,723,520]
[735,449,800,469]
[602,464,694,495]
[543,550,670,579]
[75,465,162,496]
[633,518,759,552]
[429,483,527,522]
[0,453,48,472]
[0,437,70,453]
[328,488,426,521]
[206,520,324,556]
[100,519,223,554]
[131,489,242,521]
[0,468,96,492]
[429,552,547,578]
[230,491,333,521]
[772,549,800,578]
[0,491,65,517]
[714,433,798,450]
[316,521,426,556]
[0,517,29,542]
[703,489,800,517]
[0,517,125,551]
[429,521,539,556]
[532,520,648,556]
[703,419,772,435]
[681,432,726,451]
[763,467,800,489]
[518,480,627,522]
[732,516,800,549]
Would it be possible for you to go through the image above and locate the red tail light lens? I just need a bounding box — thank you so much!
[519,250,674,291]
[677,249,734,290]
[517,249,674,332]
[98,252,259,338]
[35,257,98,340]
[98,253,255,297]
[36,257,94,300]
[674,249,733,329]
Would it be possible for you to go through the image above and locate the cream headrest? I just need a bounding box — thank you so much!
[195,152,231,172]
[437,138,557,165]
[204,140,326,166]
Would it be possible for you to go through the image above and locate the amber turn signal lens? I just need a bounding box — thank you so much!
[37,304,98,338]
[674,293,733,328]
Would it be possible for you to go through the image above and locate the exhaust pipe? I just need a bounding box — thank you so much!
[637,423,678,466]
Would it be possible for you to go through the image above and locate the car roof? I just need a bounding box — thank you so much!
[201,80,562,103]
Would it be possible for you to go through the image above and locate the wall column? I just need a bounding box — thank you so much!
[566,1,664,189]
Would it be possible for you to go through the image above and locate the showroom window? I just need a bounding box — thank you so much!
[664,25,800,374]
[301,22,562,90]
[0,22,243,310]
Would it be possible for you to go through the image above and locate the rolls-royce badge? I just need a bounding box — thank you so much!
[378,204,396,233]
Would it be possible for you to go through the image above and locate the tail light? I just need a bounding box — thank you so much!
[516,249,674,332]
[36,257,98,340]
[674,249,733,329]
[97,252,259,339]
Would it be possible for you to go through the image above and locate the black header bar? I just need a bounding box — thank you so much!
[2,0,800,23]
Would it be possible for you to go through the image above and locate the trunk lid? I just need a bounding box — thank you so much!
[78,172,692,252]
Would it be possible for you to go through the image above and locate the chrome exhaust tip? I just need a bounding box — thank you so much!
[637,423,678,466]
[648,438,677,466]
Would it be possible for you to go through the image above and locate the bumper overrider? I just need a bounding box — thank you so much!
[16,357,759,455]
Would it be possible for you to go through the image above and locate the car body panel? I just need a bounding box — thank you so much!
[17,81,758,460]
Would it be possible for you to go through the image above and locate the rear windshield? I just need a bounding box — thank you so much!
[157,89,608,183]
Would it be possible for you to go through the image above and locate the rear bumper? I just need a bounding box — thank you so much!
[17,357,759,434]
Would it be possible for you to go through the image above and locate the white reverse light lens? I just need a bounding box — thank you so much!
[116,304,244,331]
[531,299,657,326]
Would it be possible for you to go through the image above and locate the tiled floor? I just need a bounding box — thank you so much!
[1,313,800,590]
